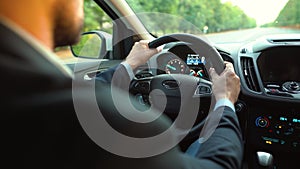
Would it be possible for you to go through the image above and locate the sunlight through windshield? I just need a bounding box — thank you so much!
[126,0,300,43]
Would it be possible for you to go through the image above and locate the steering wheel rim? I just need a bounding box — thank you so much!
[149,33,225,74]
[131,33,225,151]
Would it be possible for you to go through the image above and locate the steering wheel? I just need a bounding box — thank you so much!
[130,33,225,151]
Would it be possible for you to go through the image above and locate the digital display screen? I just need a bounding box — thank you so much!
[186,54,206,65]
[257,47,300,84]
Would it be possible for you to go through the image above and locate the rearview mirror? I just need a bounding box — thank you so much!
[71,31,112,59]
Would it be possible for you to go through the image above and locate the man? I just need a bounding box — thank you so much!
[0,0,242,169]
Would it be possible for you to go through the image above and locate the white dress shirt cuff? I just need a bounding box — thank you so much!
[120,61,135,80]
[214,98,235,112]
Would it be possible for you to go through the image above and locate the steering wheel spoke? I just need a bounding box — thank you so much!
[130,77,152,106]
[129,33,224,150]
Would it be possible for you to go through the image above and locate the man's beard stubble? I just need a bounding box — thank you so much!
[53,12,84,48]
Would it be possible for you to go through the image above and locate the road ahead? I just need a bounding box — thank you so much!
[205,27,300,43]
[58,27,300,63]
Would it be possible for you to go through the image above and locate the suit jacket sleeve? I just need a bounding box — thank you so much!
[184,106,244,169]
[95,64,243,169]
[95,64,119,83]
[95,64,132,90]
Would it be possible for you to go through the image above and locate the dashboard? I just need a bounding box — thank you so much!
[236,34,300,169]
[135,34,300,169]
[143,43,233,80]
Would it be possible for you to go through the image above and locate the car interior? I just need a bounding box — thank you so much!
[62,0,300,168]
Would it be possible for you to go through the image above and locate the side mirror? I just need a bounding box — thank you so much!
[71,31,112,59]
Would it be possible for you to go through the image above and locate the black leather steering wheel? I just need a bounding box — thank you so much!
[130,33,225,151]
[149,33,224,74]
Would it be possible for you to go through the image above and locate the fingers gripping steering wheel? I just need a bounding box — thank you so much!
[149,33,224,74]
[130,33,225,150]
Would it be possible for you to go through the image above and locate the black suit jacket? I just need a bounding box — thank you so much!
[1,22,243,169]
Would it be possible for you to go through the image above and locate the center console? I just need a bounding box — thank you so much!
[237,38,300,168]
[246,102,300,169]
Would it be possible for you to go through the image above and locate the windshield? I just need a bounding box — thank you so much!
[126,0,300,44]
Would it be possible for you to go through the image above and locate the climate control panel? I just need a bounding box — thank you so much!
[251,112,300,151]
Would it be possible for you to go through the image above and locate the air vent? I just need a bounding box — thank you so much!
[268,39,300,43]
[240,57,261,92]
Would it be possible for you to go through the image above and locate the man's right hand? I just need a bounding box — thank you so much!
[209,62,241,104]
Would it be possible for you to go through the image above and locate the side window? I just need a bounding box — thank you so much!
[55,0,113,62]
[83,0,113,33]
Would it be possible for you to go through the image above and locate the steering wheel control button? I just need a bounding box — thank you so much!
[134,81,150,93]
[162,80,179,89]
[194,83,212,96]
[255,116,269,128]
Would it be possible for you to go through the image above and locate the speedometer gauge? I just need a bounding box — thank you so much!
[165,59,185,74]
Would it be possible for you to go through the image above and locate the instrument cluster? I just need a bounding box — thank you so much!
[156,45,209,80]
